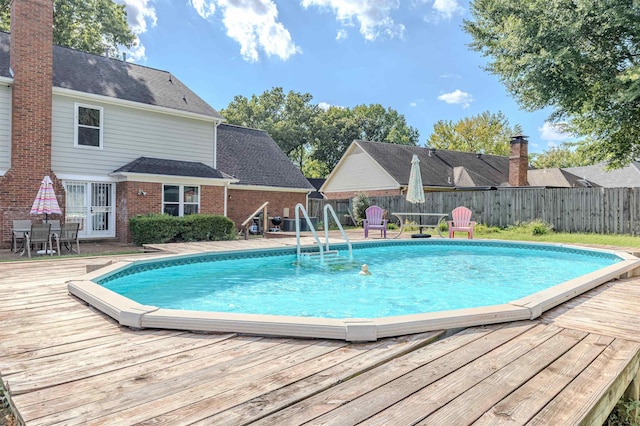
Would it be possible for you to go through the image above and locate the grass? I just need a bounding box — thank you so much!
[475,226,640,248]
[387,219,640,248]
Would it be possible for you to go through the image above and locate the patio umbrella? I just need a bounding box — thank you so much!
[30,175,62,221]
[406,154,426,236]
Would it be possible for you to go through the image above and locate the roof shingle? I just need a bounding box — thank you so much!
[0,32,222,119]
[216,124,314,190]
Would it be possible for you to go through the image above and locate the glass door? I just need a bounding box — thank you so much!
[90,183,113,237]
[64,181,115,238]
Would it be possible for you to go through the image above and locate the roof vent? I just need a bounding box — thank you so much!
[182,95,187,103]
[122,52,127,63]
[169,74,173,83]
[476,153,482,159]
[447,176,452,184]
[429,148,436,157]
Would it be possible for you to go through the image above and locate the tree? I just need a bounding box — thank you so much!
[0,0,135,57]
[530,142,594,169]
[222,88,420,175]
[427,111,522,155]
[311,104,419,173]
[464,0,640,168]
[221,87,320,169]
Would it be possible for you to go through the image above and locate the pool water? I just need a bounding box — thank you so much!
[100,242,620,319]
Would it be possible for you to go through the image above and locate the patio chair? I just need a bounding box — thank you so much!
[363,205,388,238]
[11,219,32,253]
[54,222,81,255]
[43,219,61,234]
[25,223,53,257]
[447,206,476,239]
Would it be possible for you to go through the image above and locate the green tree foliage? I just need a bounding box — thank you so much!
[221,87,320,169]
[530,141,594,169]
[427,111,522,155]
[464,0,640,167]
[222,88,420,176]
[0,0,135,57]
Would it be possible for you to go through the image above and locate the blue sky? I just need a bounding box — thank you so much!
[118,0,570,154]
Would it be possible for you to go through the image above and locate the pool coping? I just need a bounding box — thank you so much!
[67,240,640,341]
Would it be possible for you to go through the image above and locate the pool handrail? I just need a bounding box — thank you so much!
[323,204,353,260]
[295,203,324,261]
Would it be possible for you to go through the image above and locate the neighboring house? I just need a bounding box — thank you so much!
[564,162,640,188]
[527,168,596,188]
[321,139,591,199]
[0,0,311,244]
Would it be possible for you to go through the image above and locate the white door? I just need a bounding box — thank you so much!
[64,182,115,238]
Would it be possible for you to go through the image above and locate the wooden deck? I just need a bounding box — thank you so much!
[2,238,640,425]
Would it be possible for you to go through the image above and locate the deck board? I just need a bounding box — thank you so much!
[1,239,640,425]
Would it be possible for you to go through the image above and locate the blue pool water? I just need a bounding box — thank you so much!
[99,242,620,319]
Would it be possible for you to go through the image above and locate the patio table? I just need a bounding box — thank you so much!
[11,223,60,255]
[391,212,448,238]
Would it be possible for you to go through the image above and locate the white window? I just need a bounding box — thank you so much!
[163,185,199,216]
[74,103,103,149]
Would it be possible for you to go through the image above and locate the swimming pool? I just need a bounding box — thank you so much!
[69,240,640,341]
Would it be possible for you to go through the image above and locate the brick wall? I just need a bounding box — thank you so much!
[226,189,307,230]
[115,182,226,243]
[200,186,225,215]
[0,0,59,246]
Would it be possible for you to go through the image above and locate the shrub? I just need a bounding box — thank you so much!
[351,192,371,226]
[129,214,236,245]
[510,219,554,236]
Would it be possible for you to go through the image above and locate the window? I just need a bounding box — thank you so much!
[163,185,199,216]
[75,104,103,148]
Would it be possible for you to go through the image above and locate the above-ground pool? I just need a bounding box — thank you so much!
[69,240,640,341]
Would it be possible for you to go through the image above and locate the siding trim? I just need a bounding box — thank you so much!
[229,184,311,193]
[54,87,224,124]
[110,171,235,186]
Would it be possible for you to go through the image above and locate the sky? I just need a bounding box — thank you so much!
[117,0,571,154]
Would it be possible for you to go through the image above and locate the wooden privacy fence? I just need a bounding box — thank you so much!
[309,187,640,235]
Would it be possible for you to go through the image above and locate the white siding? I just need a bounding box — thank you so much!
[51,95,215,176]
[0,85,11,172]
[324,145,399,192]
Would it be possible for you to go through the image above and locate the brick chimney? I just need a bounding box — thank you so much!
[509,134,529,187]
[0,0,58,243]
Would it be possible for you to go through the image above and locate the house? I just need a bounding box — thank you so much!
[320,137,591,199]
[0,0,312,244]
[564,162,640,188]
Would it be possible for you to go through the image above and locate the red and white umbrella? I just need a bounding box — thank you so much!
[30,176,62,218]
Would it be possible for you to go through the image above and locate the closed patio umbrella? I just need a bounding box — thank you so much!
[30,175,62,221]
[406,154,427,236]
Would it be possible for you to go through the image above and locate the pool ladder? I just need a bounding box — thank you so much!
[295,203,353,265]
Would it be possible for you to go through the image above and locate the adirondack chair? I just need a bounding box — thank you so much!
[363,205,388,238]
[447,206,476,239]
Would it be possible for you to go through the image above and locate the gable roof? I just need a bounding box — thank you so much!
[527,168,596,188]
[352,141,510,188]
[216,124,314,191]
[0,32,222,120]
[112,157,226,179]
[564,162,640,188]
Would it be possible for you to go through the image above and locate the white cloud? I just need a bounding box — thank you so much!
[117,0,158,61]
[437,89,473,108]
[318,102,332,111]
[190,0,216,19]
[189,0,301,62]
[432,0,463,20]
[301,0,405,41]
[336,29,348,41]
[539,122,572,142]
